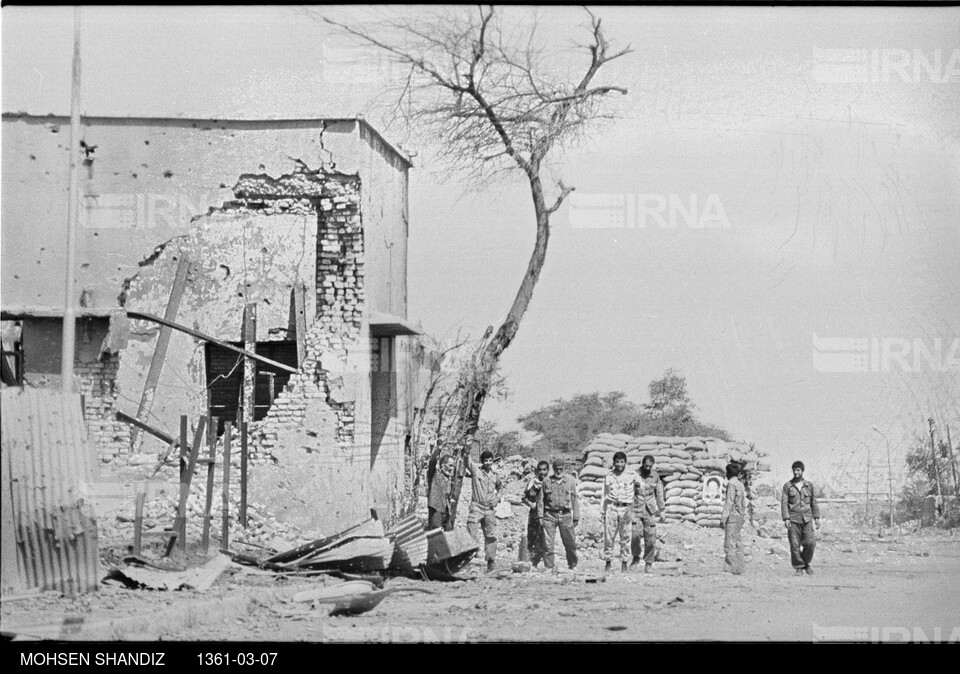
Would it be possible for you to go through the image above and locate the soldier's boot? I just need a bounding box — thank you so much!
[644,563,653,574]
[629,556,641,569]
[604,561,612,573]
[621,562,629,573]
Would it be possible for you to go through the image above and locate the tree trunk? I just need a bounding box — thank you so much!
[446,172,552,525]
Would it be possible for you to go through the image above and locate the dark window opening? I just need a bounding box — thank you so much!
[205,340,298,431]
[370,335,396,466]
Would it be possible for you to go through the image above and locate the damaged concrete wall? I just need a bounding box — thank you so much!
[0,115,381,311]
[2,113,417,532]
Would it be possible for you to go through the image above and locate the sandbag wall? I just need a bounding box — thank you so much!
[577,433,769,528]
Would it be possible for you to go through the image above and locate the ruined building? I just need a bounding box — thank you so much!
[1,114,431,533]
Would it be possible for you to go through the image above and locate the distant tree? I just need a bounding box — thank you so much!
[517,375,732,458]
[520,391,644,456]
[645,367,694,421]
[475,420,528,460]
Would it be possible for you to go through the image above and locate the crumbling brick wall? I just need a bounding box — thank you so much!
[242,176,364,462]
[74,351,129,462]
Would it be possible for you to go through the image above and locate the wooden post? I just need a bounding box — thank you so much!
[221,423,233,552]
[169,416,206,557]
[241,304,257,434]
[179,415,188,483]
[201,416,217,553]
[131,254,191,451]
[133,489,145,557]
[240,421,248,528]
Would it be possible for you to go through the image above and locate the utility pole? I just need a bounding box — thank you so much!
[61,7,82,392]
[946,426,959,498]
[865,443,871,524]
[928,418,944,509]
[873,426,894,528]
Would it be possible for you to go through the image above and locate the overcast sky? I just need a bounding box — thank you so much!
[3,6,959,486]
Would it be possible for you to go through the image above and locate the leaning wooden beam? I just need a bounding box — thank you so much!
[131,255,191,451]
[126,310,297,374]
[168,416,207,558]
[115,410,177,447]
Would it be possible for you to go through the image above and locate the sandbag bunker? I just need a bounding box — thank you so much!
[578,433,770,527]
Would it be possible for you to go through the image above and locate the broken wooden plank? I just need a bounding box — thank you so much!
[126,310,297,374]
[168,416,206,557]
[115,410,176,447]
[132,491,145,557]
[130,254,190,451]
[201,416,217,553]
[221,423,232,552]
[239,421,248,528]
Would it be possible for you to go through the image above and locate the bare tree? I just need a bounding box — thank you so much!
[321,5,631,516]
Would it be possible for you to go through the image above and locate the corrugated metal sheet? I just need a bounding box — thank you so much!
[1,387,100,594]
[385,514,428,571]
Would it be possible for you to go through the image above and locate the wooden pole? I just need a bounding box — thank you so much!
[241,304,257,432]
[200,416,217,553]
[60,7,82,393]
[240,421,248,528]
[179,415,188,484]
[131,255,191,451]
[221,423,233,552]
[170,416,206,557]
[865,444,871,524]
[133,490,145,557]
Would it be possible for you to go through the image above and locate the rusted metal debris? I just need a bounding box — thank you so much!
[229,513,476,581]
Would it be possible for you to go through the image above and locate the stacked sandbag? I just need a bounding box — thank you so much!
[577,433,630,504]
[576,434,770,527]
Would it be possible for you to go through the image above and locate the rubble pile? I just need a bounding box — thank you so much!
[577,433,770,528]
[96,478,309,554]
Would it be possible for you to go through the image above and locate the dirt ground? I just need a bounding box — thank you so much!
[3,521,958,643]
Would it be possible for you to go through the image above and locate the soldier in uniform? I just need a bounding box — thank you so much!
[521,460,550,568]
[781,460,821,575]
[631,455,665,573]
[542,457,579,572]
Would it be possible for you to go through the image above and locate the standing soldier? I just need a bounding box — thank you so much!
[521,460,550,569]
[427,452,456,531]
[631,454,665,573]
[720,462,746,574]
[781,460,821,576]
[541,457,580,573]
[466,449,503,572]
[602,451,640,573]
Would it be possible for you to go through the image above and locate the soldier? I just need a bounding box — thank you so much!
[781,460,821,576]
[602,451,639,573]
[426,453,456,531]
[466,449,503,572]
[541,457,580,573]
[631,454,665,573]
[521,460,550,569]
[720,462,746,575]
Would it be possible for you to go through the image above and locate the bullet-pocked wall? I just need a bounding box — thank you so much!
[1,114,420,533]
